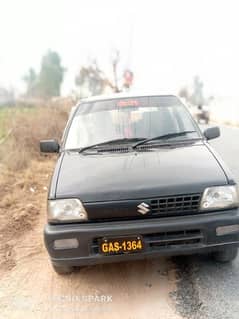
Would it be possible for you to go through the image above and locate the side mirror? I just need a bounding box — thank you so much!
[40,139,60,153]
[203,126,220,140]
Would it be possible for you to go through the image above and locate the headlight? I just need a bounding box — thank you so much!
[200,185,239,211]
[48,199,88,223]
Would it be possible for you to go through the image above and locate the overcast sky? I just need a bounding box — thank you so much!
[0,0,239,97]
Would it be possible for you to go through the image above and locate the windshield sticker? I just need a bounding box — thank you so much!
[117,100,139,107]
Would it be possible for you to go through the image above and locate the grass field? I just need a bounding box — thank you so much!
[0,103,69,170]
[0,106,38,141]
[0,107,12,140]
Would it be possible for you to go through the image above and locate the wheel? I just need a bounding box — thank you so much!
[52,264,74,275]
[212,246,238,263]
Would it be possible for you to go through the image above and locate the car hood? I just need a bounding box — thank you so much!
[55,143,228,202]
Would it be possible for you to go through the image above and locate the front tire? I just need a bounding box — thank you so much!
[52,264,74,275]
[212,246,238,263]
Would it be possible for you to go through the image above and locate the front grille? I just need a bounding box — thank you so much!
[150,193,201,216]
[85,193,203,222]
[92,229,203,254]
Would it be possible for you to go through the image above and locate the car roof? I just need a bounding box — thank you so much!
[79,92,180,104]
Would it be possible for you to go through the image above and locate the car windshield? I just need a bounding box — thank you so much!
[64,96,201,150]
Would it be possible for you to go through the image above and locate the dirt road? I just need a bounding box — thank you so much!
[0,160,180,319]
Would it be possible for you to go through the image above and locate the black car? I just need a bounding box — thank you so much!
[40,94,239,274]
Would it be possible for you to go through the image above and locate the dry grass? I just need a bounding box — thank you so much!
[0,100,73,272]
[0,103,71,170]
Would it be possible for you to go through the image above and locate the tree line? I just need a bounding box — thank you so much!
[24,49,133,99]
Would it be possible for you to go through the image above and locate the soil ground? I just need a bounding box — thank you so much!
[0,159,180,319]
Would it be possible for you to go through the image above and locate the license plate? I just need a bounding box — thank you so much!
[99,236,144,255]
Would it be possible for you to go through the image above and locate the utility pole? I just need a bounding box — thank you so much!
[123,22,134,92]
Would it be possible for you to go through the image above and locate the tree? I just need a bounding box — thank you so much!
[38,50,65,98]
[75,60,107,97]
[75,49,134,97]
[178,86,189,101]
[190,76,205,106]
[179,76,207,106]
[23,68,37,97]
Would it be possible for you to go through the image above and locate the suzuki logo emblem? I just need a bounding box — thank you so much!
[137,202,150,215]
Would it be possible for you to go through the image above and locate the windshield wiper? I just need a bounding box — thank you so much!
[132,131,198,149]
[68,137,146,153]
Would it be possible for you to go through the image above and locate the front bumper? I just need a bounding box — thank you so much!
[44,209,239,267]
